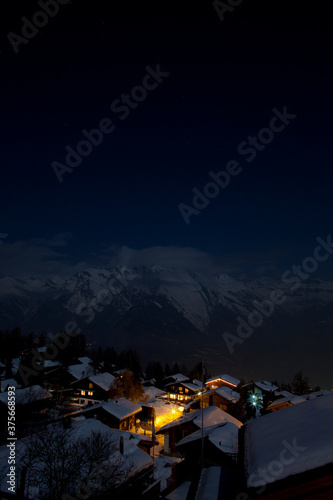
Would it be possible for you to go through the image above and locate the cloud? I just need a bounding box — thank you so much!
[0,233,87,278]
[0,234,291,279]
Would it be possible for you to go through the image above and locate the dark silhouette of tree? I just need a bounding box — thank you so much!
[145,361,165,387]
[291,371,310,395]
[164,362,171,377]
[4,357,14,379]
[109,371,146,403]
[16,425,132,500]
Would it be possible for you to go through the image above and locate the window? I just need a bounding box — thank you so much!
[89,383,93,389]
[88,391,93,396]
[185,388,189,393]
[81,390,85,396]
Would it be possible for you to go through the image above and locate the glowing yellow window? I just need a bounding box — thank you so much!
[89,383,93,389]
[88,391,93,396]
[81,391,85,396]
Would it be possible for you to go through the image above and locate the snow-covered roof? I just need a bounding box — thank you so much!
[181,380,202,392]
[78,356,92,364]
[212,387,240,403]
[267,390,332,410]
[274,390,294,398]
[88,372,115,391]
[158,405,242,434]
[177,420,240,455]
[0,378,18,391]
[267,395,307,410]
[206,374,240,387]
[0,362,5,368]
[68,363,93,380]
[82,397,142,420]
[44,360,61,368]
[195,467,221,500]
[166,373,189,383]
[165,480,191,500]
[143,386,166,402]
[308,389,332,399]
[242,380,278,392]
[0,385,52,406]
[245,393,333,488]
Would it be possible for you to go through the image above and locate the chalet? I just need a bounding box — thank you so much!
[81,397,142,431]
[201,386,240,412]
[241,380,278,413]
[71,372,116,405]
[267,389,332,412]
[242,393,333,499]
[205,374,240,391]
[267,394,307,412]
[165,379,202,402]
[158,406,240,456]
[177,417,242,468]
[163,373,189,388]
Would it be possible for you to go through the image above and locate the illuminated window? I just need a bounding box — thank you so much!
[81,391,85,396]
[89,383,93,389]
[185,388,189,393]
[179,387,183,392]
[88,391,93,396]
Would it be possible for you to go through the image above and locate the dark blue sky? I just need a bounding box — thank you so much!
[1,0,332,279]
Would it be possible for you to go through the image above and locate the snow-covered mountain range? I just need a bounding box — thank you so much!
[0,266,333,386]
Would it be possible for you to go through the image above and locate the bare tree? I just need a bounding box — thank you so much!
[109,371,147,403]
[16,424,132,499]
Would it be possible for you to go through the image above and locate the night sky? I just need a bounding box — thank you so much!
[1,0,332,278]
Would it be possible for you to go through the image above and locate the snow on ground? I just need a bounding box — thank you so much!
[143,399,185,432]
[245,393,333,488]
